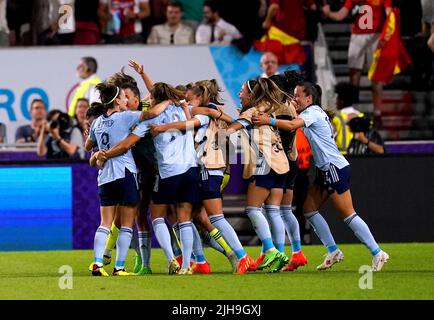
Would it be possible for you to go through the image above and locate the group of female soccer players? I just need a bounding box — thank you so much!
[85,60,389,276]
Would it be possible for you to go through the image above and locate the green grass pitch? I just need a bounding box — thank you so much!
[0,243,433,300]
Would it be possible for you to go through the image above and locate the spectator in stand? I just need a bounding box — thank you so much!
[7,0,33,46]
[30,0,61,45]
[55,0,76,45]
[147,1,194,45]
[68,57,102,117]
[422,0,434,52]
[219,0,263,48]
[260,52,279,78]
[15,99,47,144]
[332,82,361,155]
[101,0,150,44]
[37,109,85,159]
[149,0,169,25]
[0,122,6,143]
[262,0,317,80]
[262,0,317,41]
[178,0,203,30]
[195,0,242,45]
[140,0,168,41]
[72,98,90,141]
[74,0,104,44]
[0,0,9,46]
[323,1,392,112]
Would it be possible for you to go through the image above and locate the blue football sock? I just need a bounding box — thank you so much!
[210,214,246,259]
[115,227,133,270]
[94,226,110,266]
[344,213,381,256]
[152,218,174,263]
[179,221,194,268]
[280,205,301,253]
[191,222,206,263]
[246,206,275,252]
[305,211,338,253]
[263,205,286,253]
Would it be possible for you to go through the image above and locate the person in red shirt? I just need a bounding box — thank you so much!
[263,0,317,41]
[323,0,392,111]
[101,0,150,43]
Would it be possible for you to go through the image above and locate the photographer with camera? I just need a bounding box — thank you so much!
[347,115,385,155]
[37,109,85,159]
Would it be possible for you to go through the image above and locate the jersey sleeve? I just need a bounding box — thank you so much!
[299,107,317,128]
[132,119,152,137]
[123,111,142,128]
[194,114,210,126]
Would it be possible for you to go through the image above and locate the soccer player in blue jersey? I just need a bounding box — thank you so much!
[98,82,200,275]
[85,83,142,276]
[150,80,256,274]
[252,82,389,272]
[102,63,172,275]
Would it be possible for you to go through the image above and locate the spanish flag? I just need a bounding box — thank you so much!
[368,8,411,84]
[254,26,306,65]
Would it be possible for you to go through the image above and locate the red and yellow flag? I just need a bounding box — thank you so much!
[368,8,411,84]
[254,26,306,65]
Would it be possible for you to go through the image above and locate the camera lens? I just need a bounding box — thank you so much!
[50,121,58,129]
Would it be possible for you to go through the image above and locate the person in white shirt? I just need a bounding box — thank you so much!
[195,0,242,45]
[147,1,194,45]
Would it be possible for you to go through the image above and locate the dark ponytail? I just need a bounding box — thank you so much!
[87,102,107,119]
[302,82,335,119]
[95,83,120,109]
[300,82,320,106]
